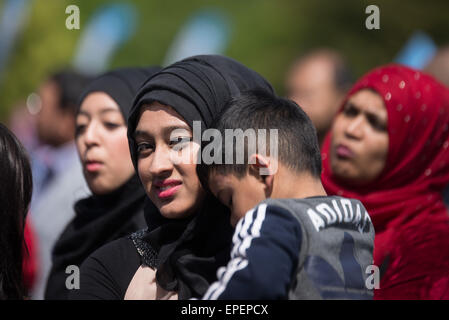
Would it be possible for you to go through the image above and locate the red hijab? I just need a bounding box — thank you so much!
[322,65,449,297]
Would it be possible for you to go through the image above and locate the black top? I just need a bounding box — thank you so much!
[69,198,232,300]
[69,237,141,299]
[44,175,147,299]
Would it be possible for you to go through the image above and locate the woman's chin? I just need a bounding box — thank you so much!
[331,163,359,183]
[158,202,194,219]
[332,168,372,187]
[88,179,114,195]
[152,190,205,219]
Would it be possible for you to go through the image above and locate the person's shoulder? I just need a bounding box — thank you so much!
[258,198,296,212]
[243,199,292,216]
[72,236,141,300]
[239,200,302,232]
[261,196,373,235]
[86,236,139,267]
[261,196,338,209]
[273,195,369,218]
[258,197,322,217]
[394,216,449,254]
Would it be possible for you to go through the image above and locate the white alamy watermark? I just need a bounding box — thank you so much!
[166,121,279,175]
[65,5,80,30]
[365,265,380,289]
[65,265,80,290]
[365,5,380,30]
[63,264,380,291]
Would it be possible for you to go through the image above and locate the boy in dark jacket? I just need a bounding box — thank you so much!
[197,90,375,300]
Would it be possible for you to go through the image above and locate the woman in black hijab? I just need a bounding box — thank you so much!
[44,67,161,300]
[70,55,274,300]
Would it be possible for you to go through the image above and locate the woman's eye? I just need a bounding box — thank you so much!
[75,124,86,136]
[343,105,358,117]
[368,116,387,132]
[171,136,192,148]
[104,122,121,130]
[137,142,153,154]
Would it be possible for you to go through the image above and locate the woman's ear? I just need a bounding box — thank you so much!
[249,154,274,195]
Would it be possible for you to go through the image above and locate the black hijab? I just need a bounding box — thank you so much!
[126,55,274,299]
[45,66,162,300]
[78,66,163,117]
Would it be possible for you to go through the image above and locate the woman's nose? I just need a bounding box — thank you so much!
[84,123,100,147]
[148,146,174,176]
[344,115,365,140]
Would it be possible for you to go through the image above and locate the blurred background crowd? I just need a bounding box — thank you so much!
[2,0,449,300]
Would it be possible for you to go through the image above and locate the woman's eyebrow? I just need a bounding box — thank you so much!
[134,130,152,140]
[78,107,120,118]
[77,110,91,119]
[99,108,121,115]
[163,125,192,135]
[347,101,386,121]
[363,106,387,122]
[345,102,359,110]
[366,110,386,122]
[134,125,191,140]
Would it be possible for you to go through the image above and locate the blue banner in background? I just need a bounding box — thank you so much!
[163,8,231,66]
[395,31,437,70]
[0,0,32,84]
[73,3,138,75]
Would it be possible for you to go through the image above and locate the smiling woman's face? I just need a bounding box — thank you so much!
[134,101,205,219]
[75,92,135,195]
[330,89,389,184]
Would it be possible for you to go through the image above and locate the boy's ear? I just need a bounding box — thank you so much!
[249,154,274,192]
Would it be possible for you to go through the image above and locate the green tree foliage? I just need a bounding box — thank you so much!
[1,0,449,122]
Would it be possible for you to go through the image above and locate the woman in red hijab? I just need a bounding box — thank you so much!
[322,64,449,299]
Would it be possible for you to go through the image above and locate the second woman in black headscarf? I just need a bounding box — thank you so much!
[44,67,161,300]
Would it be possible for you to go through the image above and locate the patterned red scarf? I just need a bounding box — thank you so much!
[321,64,449,298]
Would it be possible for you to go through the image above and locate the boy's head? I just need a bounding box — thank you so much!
[197,89,322,226]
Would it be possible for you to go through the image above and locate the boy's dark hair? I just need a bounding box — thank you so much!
[49,70,93,114]
[197,89,322,191]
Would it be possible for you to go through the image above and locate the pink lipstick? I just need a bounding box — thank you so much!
[85,160,103,172]
[336,144,354,159]
[154,179,182,199]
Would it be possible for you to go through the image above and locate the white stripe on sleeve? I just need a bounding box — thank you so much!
[204,204,268,300]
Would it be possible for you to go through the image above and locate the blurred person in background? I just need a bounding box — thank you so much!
[424,45,449,89]
[0,123,33,300]
[45,67,161,300]
[285,49,353,146]
[31,71,93,202]
[322,64,449,299]
[424,46,449,208]
[30,70,93,299]
[8,101,41,153]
